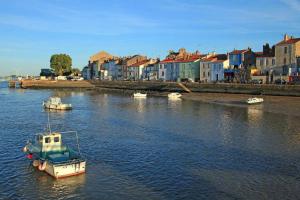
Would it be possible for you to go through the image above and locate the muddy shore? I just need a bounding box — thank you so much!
[182,92,300,117]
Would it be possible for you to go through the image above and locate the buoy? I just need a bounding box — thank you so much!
[38,161,47,171]
[23,146,28,153]
[32,160,40,167]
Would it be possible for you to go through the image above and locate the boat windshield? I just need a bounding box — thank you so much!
[50,97,62,104]
[36,134,43,144]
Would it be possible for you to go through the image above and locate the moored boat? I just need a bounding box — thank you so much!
[246,97,264,104]
[168,92,182,99]
[133,92,147,98]
[43,97,72,110]
[23,122,86,179]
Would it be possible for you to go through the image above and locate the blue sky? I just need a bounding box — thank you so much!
[0,0,300,76]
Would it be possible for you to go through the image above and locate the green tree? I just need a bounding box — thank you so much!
[50,54,72,76]
[71,68,81,76]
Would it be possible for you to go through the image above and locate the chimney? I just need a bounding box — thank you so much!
[284,34,290,41]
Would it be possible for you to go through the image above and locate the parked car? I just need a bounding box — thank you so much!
[274,79,286,85]
[57,76,67,81]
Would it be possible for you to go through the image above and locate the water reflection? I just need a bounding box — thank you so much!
[2,86,300,199]
[51,174,86,193]
[133,97,147,113]
[247,105,263,126]
[51,90,86,98]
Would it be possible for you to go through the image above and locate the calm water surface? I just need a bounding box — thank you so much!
[1,82,300,200]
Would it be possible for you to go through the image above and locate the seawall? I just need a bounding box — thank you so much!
[91,81,300,97]
[21,80,95,89]
[20,80,300,96]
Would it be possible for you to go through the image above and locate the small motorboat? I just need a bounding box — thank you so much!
[168,92,182,99]
[43,97,72,110]
[23,119,86,179]
[133,92,147,98]
[246,97,264,104]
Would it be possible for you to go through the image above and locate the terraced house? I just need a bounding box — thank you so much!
[143,59,160,80]
[159,48,203,82]
[199,53,229,83]
[275,34,300,76]
[127,59,150,81]
[88,51,114,79]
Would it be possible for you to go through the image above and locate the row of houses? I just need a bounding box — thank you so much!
[82,34,300,83]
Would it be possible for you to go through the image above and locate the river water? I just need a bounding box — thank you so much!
[0,81,300,200]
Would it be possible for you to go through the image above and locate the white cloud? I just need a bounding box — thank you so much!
[0,1,160,36]
[280,0,300,11]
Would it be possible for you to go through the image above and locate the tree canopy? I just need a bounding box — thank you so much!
[71,68,81,76]
[50,54,72,76]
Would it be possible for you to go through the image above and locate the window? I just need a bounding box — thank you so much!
[260,59,263,66]
[284,47,287,54]
[203,72,205,77]
[272,59,275,65]
[208,72,210,77]
[45,137,51,143]
[37,135,43,143]
[54,137,60,143]
[266,59,269,66]
[161,71,164,76]
[284,58,287,65]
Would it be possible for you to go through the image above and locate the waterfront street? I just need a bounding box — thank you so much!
[1,82,300,199]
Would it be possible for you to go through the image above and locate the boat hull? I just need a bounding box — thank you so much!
[44,160,86,179]
[43,102,72,110]
[133,93,147,98]
[168,93,182,99]
[246,98,264,104]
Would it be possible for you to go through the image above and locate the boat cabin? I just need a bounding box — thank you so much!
[37,133,65,153]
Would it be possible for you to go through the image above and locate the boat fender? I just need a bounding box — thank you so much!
[23,146,28,152]
[32,160,40,167]
[38,161,47,171]
[27,154,33,159]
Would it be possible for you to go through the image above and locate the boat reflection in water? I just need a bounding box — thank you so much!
[247,105,263,125]
[133,97,147,113]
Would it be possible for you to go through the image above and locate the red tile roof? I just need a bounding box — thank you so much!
[160,55,202,64]
[160,58,177,64]
[230,49,249,54]
[276,38,300,46]
[201,57,217,62]
[128,60,149,67]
